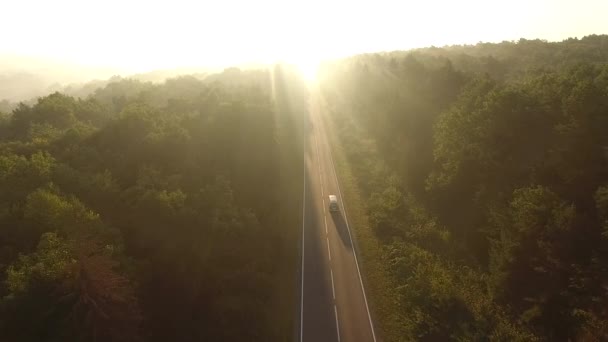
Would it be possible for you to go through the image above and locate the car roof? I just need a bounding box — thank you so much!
[329,195,337,201]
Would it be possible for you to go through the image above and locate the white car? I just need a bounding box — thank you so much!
[328,195,339,212]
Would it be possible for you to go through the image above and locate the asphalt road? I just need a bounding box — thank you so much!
[300,92,377,342]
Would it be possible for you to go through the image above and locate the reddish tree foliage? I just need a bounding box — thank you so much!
[62,240,142,342]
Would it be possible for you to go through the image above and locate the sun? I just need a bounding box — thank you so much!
[294,59,320,83]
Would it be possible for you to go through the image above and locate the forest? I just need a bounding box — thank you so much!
[319,34,608,341]
[0,66,306,341]
[1,34,608,341]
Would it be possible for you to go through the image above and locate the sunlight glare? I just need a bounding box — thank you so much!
[295,59,320,83]
[1,0,606,79]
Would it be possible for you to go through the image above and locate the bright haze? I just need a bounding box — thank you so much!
[1,0,607,100]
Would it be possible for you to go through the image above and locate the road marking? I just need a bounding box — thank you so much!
[324,216,328,234]
[334,305,341,342]
[330,268,336,299]
[315,131,322,168]
[316,149,322,175]
[314,131,324,197]
[323,199,326,214]
[300,114,307,342]
[324,114,378,342]
[327,238,331,261]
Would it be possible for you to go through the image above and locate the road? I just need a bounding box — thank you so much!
[300,91,377,342]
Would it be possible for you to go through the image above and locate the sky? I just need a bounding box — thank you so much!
[1,0,607,74]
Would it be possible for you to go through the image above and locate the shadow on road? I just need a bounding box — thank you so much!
[330,210,353,251]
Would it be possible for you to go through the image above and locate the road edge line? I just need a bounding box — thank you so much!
[300,109,306,342]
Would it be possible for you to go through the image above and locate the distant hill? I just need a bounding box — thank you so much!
[0,54,128,102]
[0,55,270,105]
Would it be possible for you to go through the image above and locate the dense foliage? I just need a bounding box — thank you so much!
[320,35,608,340]
[0,66,306,341]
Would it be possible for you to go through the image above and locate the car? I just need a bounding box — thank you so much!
[328,195,339,212]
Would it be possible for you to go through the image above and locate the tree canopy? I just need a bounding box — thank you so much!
[0,65,306,341]
[320,35,608,340]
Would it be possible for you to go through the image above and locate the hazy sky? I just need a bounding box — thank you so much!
[1,0,607,72]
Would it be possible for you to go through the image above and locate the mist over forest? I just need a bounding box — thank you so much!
[320,34,608,340]
[0,55,268,108]
[0,34,607,341]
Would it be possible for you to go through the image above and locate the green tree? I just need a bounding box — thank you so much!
[2,232,141,342]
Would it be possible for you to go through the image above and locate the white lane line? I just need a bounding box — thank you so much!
[327,238,332,261]
[315,130,322,172]
[316,144,322,175]
[330,268,336,299]
[324,216,328,234]
[300,116,307,342]
[324,116,378,342]
[334,305,341,342]
[314,131,324,197]
[323,199,326,214]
